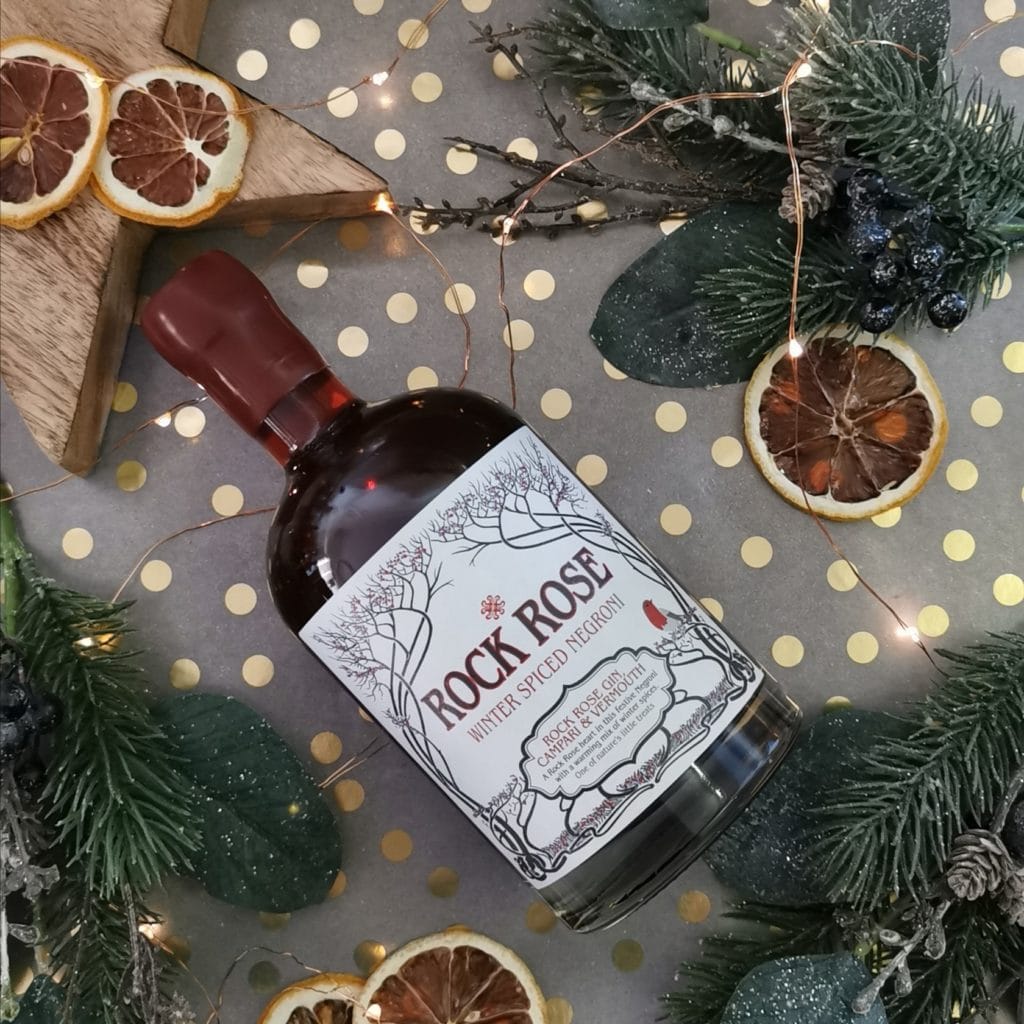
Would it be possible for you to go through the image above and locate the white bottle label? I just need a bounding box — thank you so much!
[300,427,763,885]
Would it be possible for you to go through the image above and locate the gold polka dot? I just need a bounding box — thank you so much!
[327,86,358,118]
[1002,341,1024,373]
[140,559,172,592]
[310,731,343,764]
[523,269,556,301]
[576,454,608,486]
[612,939,644,972]
[248,960,280,993]
[699,597,723,622]
[603,359,627,380]
[338,326,369,357]
[771,635,805,668]
[492,51,523,80]
[577,85,604,115]
[174,406,206,438]
[847,631,879,664]
[289,17,320,48]
[116,459,147,492]
[871,507,902,528]
[243,220,272,237]
[62,527,93,559]
[169,658,200,690]
[297,259,329,288]
[358,706,374,722]
[660,504,692,536]
[354,940,387,975]
[999,46,1024,77]
[411,71,443,102]
[827,559,858,592]
[740,536,773,568]
[502,319,535,350]
[381,828,413,861]
[824,695,852,711]
[375,129,406,160]
[917,605,949,638]
[407,366,439,389]
[224,582,257,615]
[398,18,428,48]
[711,436,743,468]
[446,144,477,174]
[546,997,574,1024]
[994,573,1024,606]
[212,484,244,516]
[971,395,1003,427]
[444,282,476,313]
[985,0,1016,19]
[236,49,268,81]
[506,137,538,161]
[525,901,557,933]
[242,654,274,688]
[427,866,460,897]
[410,207,440,235]
[541,388,572,420]
[259,911,291,930]
[945,459,978,491]
[334,779,366,812]
[987,271,1013,299]
[328,870,347,897]
[659,213,688,235]
[111,381,137,412]
[353,0,382,14]
[462,0,491,10]
[943,529,976,562]
[677,889,712,923]
[729,57,756,86]
[11,968,33,996]
[655,401,686,432]
[576,199,608,222]
[387,292,418,324]
[338,220,370,250]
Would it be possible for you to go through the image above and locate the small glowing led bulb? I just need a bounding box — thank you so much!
[788,337,804,358]
[370,70,390,86]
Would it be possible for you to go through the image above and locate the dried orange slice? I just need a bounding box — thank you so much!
[743,331,947,520]
[258,972,364,1024]
[91,66,250,227]
[0,36,109,229]
[357,928,547,1024]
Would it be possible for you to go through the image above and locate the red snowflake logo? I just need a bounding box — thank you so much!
[480,595,505,620]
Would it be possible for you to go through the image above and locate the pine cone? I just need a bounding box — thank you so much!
[945,829,1011,900]
[998,867,1024,926]
[779,159,836,223]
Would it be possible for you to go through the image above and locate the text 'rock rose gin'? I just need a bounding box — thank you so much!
[143,251,801,931]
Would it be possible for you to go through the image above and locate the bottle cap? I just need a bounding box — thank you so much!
[142,250,327,436]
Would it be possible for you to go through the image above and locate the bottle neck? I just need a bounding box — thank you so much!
[256,369,357,465]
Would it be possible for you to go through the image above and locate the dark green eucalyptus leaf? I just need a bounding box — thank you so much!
[704,710,911,905]
[722,955,887,1024]
[591,0,707,30]
[155,693,341,912]
[13,978,65,1024]
[591,202,787,387]
[831,0,950,73]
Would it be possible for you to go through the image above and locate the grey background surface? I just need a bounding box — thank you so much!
[1,0,1022,1019]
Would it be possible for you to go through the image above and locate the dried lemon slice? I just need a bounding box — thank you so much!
[0,36,109,229]
[258,972,364,1024]
[90,65,250,227]
[357,928,548,1024]
[743,331,947,521]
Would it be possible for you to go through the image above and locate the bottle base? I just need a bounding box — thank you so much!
[539,681,801,932]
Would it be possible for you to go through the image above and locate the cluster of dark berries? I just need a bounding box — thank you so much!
[843,168,968,335]
[1,643,62,799]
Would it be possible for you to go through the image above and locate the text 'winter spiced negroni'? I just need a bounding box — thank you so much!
[142,250,801,931]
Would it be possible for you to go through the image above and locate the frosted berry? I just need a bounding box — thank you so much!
[869,253,904,291]
[927,290,968,330]
[860,298,898,334]
[847,169,885,205]
[0,674,29,719]
[32,693,63,734]
[848,220,892,262]
[0,718,28,762]
[906,241,946,275]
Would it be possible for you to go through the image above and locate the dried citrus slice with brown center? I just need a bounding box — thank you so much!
[91,66,250,227]
[0,36,109,229]
[357,929,547,1024]
[258,973,363,1024]
[743,332,947,520]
